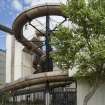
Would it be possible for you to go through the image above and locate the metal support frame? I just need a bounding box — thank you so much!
[45,16,52,105]
[29,22,45,36]
[45,15,50,65]
[50,18,66,35]
[28,16,66,72]
[43,15,53,72]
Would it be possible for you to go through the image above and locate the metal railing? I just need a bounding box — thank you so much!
[0,83,76,105]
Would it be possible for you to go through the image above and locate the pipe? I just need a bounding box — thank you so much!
[0,24,13,34]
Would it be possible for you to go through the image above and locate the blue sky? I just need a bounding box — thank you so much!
[0,0,32,50]
[0,0,65,50]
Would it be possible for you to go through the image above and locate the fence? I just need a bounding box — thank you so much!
[0,83,77,105]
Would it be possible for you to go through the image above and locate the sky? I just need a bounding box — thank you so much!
[0,0,66,50]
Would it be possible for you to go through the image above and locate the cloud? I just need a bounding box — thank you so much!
[23,0,39,6]
[31,0,67,6]
[24,0,32,5]
[31,0,41,6]
[12,0,23,11]
[0,0,5,8]
[23,0,67,9]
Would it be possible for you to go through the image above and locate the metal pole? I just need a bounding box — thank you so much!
[45,15,52,71]
[45,16,51,105]
[45,81,50,105]
[45,15,50,65]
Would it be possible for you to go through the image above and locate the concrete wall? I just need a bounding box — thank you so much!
[6,35,15,83]
[14,40,23,80]
[14,41,34,79]
[6,35,34,82]
[77,80,105,105]
[69,69,105,105]
[21,51,34,77]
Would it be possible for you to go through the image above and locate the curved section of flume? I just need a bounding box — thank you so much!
[12,4,66,72]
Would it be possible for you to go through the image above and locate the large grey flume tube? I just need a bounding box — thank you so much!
[12,4,66,56]
[0,4,66,57]
[0,71,72,92]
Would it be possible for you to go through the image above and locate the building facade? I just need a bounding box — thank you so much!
[0,49,6,84]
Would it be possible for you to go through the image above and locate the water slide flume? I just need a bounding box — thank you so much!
[0,4,74,94]
[12,4,66,72]
[12,4,65,55]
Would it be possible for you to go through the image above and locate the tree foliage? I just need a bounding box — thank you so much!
[52,0,105,83]
[51,1,105,104]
